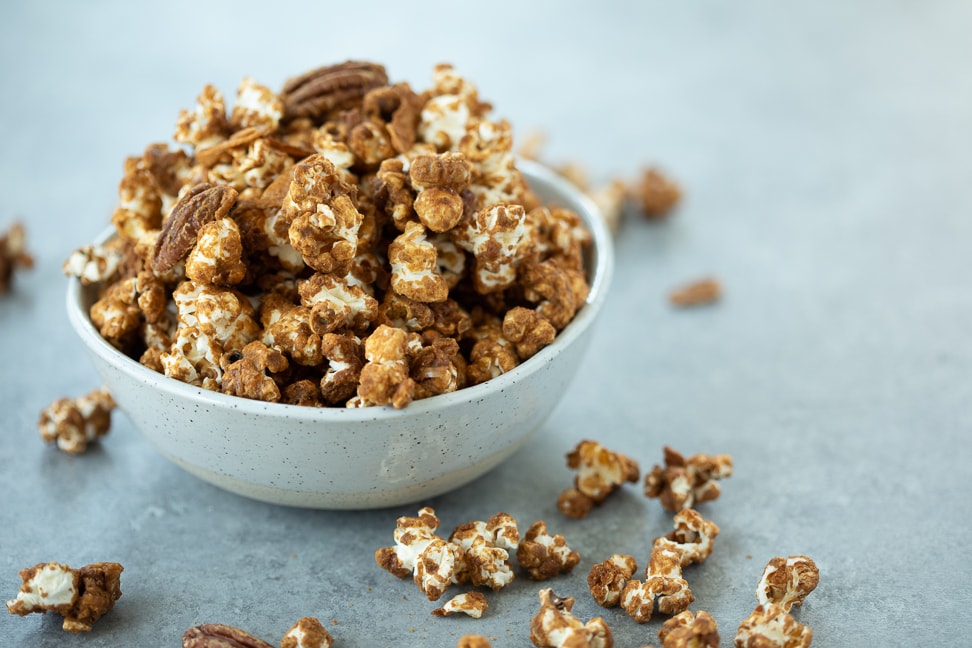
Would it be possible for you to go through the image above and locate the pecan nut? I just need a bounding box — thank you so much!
[281,60,388,121]
[152,183,238,272]
[182,623,274,648]
[194,126,270,168]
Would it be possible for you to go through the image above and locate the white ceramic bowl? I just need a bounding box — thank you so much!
[66,160,614,509]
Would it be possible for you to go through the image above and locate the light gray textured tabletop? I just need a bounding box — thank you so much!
[2,2,970,646]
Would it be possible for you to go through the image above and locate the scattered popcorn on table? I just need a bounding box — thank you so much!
[415,537,463,601]
[735,555,818,647]
[449,512,519,590]
[655,610,720,648]
[644,446,733,512]
[587,554,637,608]
[376,507,522,602]
[669,277,722,308]
[529,588,612,648]
[281,616,334,648]
[66,60,596,409]
[38,387,116,455]
[0,221,34,295]
[632,167,682,219]
[557,439,640,519]
[734,603,812,648]
[432,591,489,618]
[620,545,694,623]
[516,521,580,581]
[756,556,819,613]
[6,561,123,633]
[375,506,443,579]
[654,508,720,567]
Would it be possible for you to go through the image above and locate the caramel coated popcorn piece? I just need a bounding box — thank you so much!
[282,154,362,276]
[620,545,694,623]
[415,537,463,601]
[587,554,637,608]
[409,152,473,232]
[63,243,120,286]
[260,293,323,367]
[529,589,612,648]
[298,271,378,335]
[175,84,229,148]
[6,561,123,632]
[734,604,812,648]
[282,379,323,407]
[161,281,261,389]
[375,506,442,579]
[356,324,415,408]
[657,610,720,648]
[281,616,334,648]
[454,203,529,294]
[633,167,681,218]
[669,277,721,308]
[89,275,143,346]
[465,318,519,386]
[111,154,164,242]
[409,331,464,400]
[644,446,733,512]
[0,221,34,294]
[516,521,580,580]
[449,512,520,591]
[420,64,489,152]
[38,387,116,455]
[388,221,449,303]
[319,332,364,404]
[756,556,819,613]
[458,636,493,648]
[230,76,284,132]
[185,217,247,286]
[735,556,818,647]
[519,259,584,331]
[558,440,640,519]
[502,306,555,361]
[432,591,488,618]
[220,340,289,402]
[654,508,720,567]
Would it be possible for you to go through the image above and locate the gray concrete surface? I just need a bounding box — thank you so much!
[2,1,970,645]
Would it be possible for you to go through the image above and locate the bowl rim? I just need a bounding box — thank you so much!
[66,159,615,422]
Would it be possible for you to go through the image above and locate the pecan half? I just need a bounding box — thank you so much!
[182,623,274,648]
[194,126,270,168]
[152,183,238,272]
[281,61,389,121]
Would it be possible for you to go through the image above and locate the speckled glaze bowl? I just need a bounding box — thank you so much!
[66,160,613,509]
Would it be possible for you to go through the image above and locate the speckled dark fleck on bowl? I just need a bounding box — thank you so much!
[66,160,614,509]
